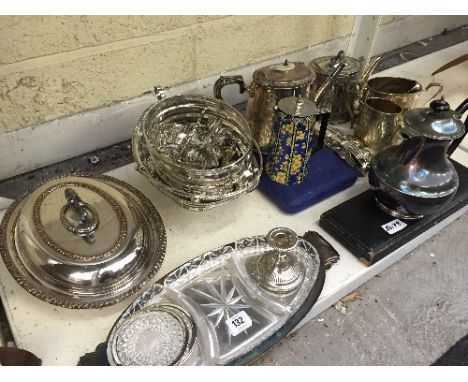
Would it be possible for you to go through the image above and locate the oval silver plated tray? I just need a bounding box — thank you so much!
[107,228,338,365]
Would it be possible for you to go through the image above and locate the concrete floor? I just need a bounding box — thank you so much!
[253,212,468,366]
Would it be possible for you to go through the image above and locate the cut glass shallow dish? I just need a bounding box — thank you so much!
[107,227,339,365]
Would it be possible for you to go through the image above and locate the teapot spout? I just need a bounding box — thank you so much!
[312,64,345,104]
[360,55,382,85]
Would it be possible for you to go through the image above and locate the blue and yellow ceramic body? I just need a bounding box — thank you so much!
[265,110,317,185]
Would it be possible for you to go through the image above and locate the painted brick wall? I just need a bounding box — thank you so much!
[0,15,356,133]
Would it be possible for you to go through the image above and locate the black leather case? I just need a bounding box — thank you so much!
[319,160,468,265]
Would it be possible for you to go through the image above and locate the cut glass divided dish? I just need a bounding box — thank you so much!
[108,227,337,365]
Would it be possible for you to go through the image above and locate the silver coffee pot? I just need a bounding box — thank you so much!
[308,50,381,125]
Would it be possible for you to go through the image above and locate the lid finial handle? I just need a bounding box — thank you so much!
[336,50,345,60]
[60,188,99,244]
[328,50,346,69]
[65,188,90,223]
[430,98,450,112]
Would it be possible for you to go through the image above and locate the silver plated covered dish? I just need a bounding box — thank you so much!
[0,174,166,309]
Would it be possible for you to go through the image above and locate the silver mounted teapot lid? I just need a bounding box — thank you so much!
[309,50,362,77]
[252,60,316,88]
[277,96,317,117]
[0,174,166,309]
[403,99,466,140]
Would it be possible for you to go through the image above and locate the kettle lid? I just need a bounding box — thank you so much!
[277,96,317,117]
[253,60,315,87]
[309,50,362,77]
[403,98,466,140]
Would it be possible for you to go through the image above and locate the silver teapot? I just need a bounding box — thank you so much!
[369,98,468,220]
[308,50,381,125]
[213,60,316,152]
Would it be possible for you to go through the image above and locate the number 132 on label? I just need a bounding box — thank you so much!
[226,311,252,336]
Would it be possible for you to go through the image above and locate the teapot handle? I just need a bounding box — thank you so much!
[350,56,381,118]
[455,97,468,116]
[312,112,330,156]
[346,81,365,123]
[213,75,248,100]
[447,98,468,157]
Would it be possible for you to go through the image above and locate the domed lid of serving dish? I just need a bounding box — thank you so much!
[253,60,315,88]
[309,50,361,77]
[0,174,166,309]
[403,99,466,140]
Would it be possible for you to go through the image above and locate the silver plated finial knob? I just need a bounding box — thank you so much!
[60,188,99,244]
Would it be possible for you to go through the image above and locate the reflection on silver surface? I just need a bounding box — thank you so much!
[0,175,166,309]
[363,76,443,111]
[369,100,466,220]
[214,61,315,151]
[324,127,373,175]
[369,136,459,220]
[253,228,305,294]
[133,95,262,211]
[309,51,381,124]
[403,99,466,140]
[354,97,403,155]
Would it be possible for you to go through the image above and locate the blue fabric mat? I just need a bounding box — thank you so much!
[259,147,359,214]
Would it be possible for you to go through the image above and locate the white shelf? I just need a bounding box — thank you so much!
[0,41,467,365]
